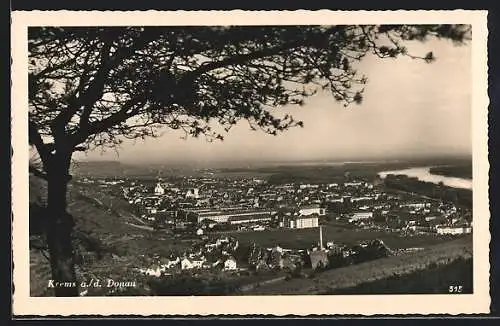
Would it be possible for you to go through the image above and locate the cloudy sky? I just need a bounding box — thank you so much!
[75,35,471,166]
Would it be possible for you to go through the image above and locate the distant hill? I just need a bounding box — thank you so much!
[71,160,128,177]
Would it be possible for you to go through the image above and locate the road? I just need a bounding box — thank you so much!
[125,222,155,231]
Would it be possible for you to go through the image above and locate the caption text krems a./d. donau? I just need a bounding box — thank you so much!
[47,279,137,288]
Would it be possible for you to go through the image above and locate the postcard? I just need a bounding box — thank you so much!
[11,10,490,315]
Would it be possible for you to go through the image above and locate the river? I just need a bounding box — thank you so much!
[377,167,472,190]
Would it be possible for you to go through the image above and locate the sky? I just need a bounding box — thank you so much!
[75,36,472,166]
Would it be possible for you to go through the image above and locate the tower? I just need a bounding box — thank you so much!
[319,225,324,250]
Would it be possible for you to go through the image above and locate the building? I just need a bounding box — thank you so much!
[400,202,431,209]
[224,257,238,271]
[299,204,326,216]
[181,258,194,270]
[181,257,205,270]
[286,215,319,229]
[228,213,272,225]
[197,209,274,224]
[349,211,373,222]
[186,188,200,199]
[154,183,165,195]
[344,181,364,187]
[436,225,472,235]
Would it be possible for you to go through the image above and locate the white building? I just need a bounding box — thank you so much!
[197,209,273,224]
[224,257,238,271]
[437,226,472,235]
[401,202,431,209]
[349,211,373,222]
[186,188,200,199]
[344,181,364,187]
[287,215,319,229]
[154,183,165,195]
[181,258,195,270]
[299,205,326,216]
[181,257,205,270]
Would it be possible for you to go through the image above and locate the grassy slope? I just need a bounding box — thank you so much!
[29,176,153,296]
[327,256,473,294]
[243,235,472,295]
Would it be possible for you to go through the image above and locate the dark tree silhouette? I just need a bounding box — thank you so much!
[28,24,470,296]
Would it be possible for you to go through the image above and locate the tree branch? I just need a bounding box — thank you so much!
[181,33,335,84]
[28,120,52,171]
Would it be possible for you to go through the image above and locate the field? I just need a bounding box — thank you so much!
[219,223,462,250]
[243,235,472,295]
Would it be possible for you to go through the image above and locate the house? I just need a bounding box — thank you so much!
[344,181,364,187]
[186,188,200,199]
[224,256,238,271]
[191,258,205,268]
[181,258,195,270]
[286,215,319,229]
[164,257,180,269]
[139,264,162,277]
[349,211,373,222]
[425,216,439,222]
[299,204,326,216]
[181,256,206,270]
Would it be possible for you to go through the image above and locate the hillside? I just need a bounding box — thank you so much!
[29,174,154,296]
[327,256,472,294]
[243,236,472,295]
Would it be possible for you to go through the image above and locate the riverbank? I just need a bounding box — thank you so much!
[378,166,472,190]
[429,165,472,179]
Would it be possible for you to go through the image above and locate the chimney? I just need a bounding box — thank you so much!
[319,225,324,250]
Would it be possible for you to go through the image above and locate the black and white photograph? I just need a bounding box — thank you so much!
[11,10,490,315]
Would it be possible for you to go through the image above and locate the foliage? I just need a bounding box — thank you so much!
[384,174,472,208]
[28,25,470,168]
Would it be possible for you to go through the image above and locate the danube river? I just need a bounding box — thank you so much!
[377,167,472,190]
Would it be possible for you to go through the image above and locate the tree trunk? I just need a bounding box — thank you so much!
[45,151,79,297]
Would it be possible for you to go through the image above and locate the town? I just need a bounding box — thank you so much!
[74,168,473,294]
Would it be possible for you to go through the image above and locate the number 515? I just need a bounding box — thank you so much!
[449,285,463,293]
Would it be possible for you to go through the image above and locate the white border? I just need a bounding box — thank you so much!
[11,10,490,315]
